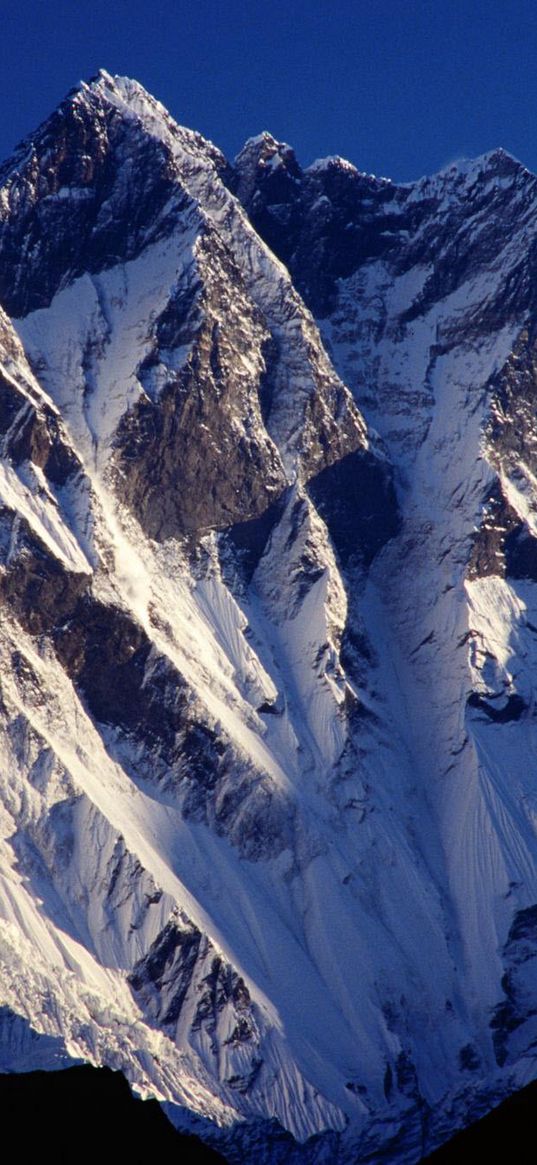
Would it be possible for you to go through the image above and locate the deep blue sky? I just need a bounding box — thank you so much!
[2,0,537,182]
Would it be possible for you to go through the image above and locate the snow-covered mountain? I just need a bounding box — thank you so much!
[1,69,537,1162]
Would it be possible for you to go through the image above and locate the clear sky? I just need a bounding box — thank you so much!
[2,0,537,182]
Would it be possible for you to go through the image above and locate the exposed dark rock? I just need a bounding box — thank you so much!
[0,81,193,317]
[130,913,259,1088]
[466,692,527,723]
[0,369,28,434]
[224,493,287,582]
[307,448,400,566]
[0,513,91,635]
[0,515,192,762]
[231,139,411,316]
[55,597,164,731]
[225,1058,262,1093]
[490,903,537,1066]
[396,153,536,332]
[504,523,537,581]
[466,480,519,580]
[193,955,251,1030]
[113,368,285,540]
[466,477,537,584]
[395,1051,420,1099]
[1,526,179,752]
[230,133,302,221]
[344,1080,368,1096]
[129,915,205,1026]
[458,1044,481,1072]
[487,326,537,476]
[340,621,375,682]
[506,903,537,944]
[465,471,537,587]
[0,367,80,486]
[4,402,78,486]
[256,334,280,427]
[0,510,293,859]
[113,233,288,542]
[234,142,537,365]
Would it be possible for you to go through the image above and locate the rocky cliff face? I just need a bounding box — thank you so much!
[0,69,537,1163]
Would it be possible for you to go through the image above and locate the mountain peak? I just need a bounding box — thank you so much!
[0,71,217,316]
[430,145,529,187]
[235,130,299,170]
[0,70,170,180]
[238,130,281,151]
[79,68,152,104]
[72,69,175,138]
[305,154,359,175]
[404,145,534,209]
[233,131,301,207]
[85,66,117,88]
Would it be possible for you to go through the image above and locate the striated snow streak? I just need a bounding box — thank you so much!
[322,165,537,1110]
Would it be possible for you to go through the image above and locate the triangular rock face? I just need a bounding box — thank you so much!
[0,70,230,317]
[0,71,537,1164]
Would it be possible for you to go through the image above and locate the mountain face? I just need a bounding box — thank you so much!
[0,69,537,1162]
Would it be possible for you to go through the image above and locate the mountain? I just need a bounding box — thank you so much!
[0,1060,227,1163]
[0,69,536,1162]
[421,1076,537,1163]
